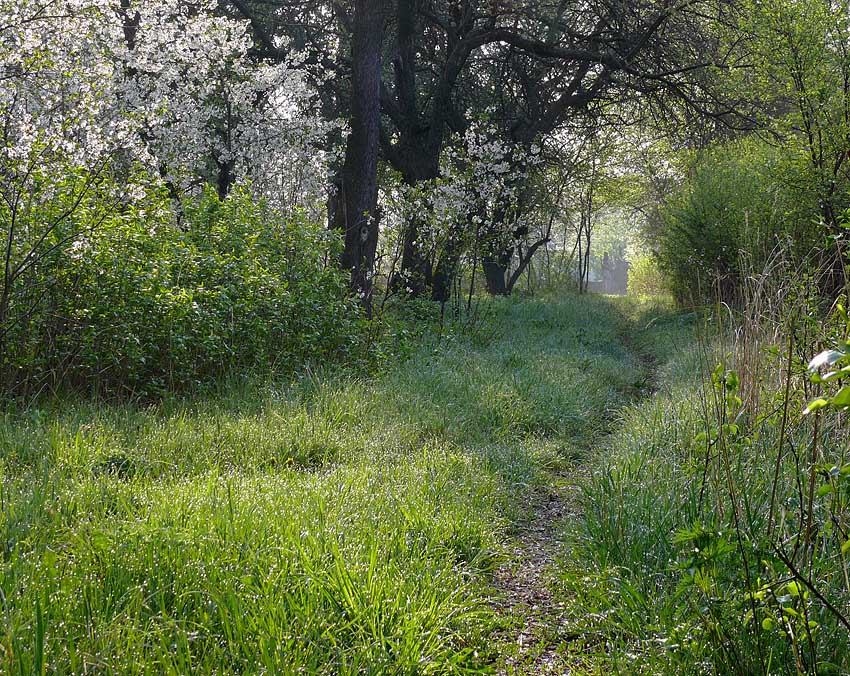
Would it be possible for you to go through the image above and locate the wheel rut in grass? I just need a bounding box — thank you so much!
[490,310,658,675]
[492,469,586,675]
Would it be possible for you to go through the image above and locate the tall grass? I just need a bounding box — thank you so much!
[560,271,850,674]
[0,292,638,674]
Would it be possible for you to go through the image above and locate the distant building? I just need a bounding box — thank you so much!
[599,253,629,295]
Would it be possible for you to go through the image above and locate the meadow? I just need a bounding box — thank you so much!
[1,293,643,674]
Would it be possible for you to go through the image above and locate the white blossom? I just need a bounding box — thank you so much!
[0,0,335,215]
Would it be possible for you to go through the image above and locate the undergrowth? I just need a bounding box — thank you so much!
[560,287,850,674]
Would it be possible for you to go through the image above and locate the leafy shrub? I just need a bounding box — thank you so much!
[567,291,850,673]
[627,255,668,299]
[652,139,817,305]
[4,184,365,397]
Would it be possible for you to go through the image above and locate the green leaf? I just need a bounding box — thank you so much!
[841,539,850,555]
[830,386,850,408]
[803,398,829,415]
[762,617,775,631]
[42,548,58,570]
[711,363,725,385]
[809,349,846,372]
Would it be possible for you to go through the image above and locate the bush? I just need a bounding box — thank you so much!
[564,295,850,673]
[652,139,818,305]
[3,183,365,397]
[627,255,668,299]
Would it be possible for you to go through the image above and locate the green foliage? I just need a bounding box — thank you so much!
[627,254,669,299]
[739,0,850,234]
[804,303,850,414]
[3,184,364,397]
[653,139,811,305]
[647,0,850,306]
[559,298,850,674]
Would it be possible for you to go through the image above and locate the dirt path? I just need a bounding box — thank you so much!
[491,470,585,675]
[490,321,658,675]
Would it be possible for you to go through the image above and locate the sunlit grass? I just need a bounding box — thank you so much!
[558,302,850,674]
[0,292,637,674]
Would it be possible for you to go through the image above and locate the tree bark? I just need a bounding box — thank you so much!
[334,0,384,313]
[482,250,513,296]
[395,209,433,296]
[431,246,458,303]
[506,237,550,294]
[432,225,465,303]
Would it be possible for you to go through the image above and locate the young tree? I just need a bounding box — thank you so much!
[743,0,850,292]
[0,0,128,373]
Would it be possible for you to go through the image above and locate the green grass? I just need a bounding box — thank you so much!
[556,302,850,675]
[0,292,639,674]
[552,305,708,673]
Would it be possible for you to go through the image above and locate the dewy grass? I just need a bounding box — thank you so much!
[0,292,638,674]
[557,301,850,675]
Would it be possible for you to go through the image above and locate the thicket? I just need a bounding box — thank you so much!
[627,255,668,300]
[608,55,850,666]
[1,182,364,399]
[651,139,829,305]
[562,270,850,673]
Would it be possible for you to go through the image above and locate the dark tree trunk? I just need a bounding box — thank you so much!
[335,0,384,313]
[385,0,438,297]
[479,201,514,296]
[383,0,481,298]
[388,144,441,296]
[505,237,550,294]
[431,234,462,303]
[216,160,235,199]
[395,211,433,296]
[482,258,507,295]
[482,251,513,296]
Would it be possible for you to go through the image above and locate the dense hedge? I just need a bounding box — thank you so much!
[652,139,825,305]
[3,185,365,397]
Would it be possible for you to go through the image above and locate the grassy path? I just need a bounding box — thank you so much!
[489,298,656,675]
[0,293,649,674]
[492,467,583,674]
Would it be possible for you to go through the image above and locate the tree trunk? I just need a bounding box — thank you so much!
[479,200,518,296]
[395,210,433,296]
[482,258,507,295]
[216,159,235,199]
[432,237,461,303]
[506,237,550,294]
[389,149,440,298]
[482,250,513,296]
[334,0,384,313]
